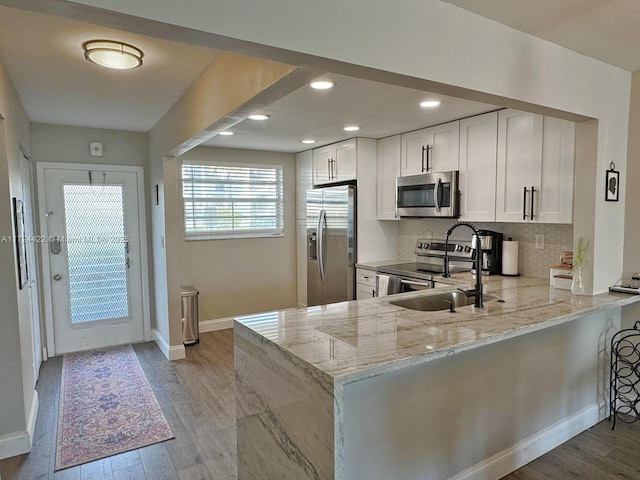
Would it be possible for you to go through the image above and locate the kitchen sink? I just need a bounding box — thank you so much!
[389,291,497,312]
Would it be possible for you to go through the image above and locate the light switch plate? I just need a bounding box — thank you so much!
[535,234,545,250]
[89,141,103,157]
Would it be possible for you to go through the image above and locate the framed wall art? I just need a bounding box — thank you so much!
[606,163,619,202]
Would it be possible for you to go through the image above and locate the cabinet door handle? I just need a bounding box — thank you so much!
[421,146,426,172]
[332,158,337,180]
[530,186,536,220]
[327,158,331,180]
[523,187,528,220]
[426,145,432,171]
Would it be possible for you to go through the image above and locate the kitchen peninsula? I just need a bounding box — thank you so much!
[234,275,640,480]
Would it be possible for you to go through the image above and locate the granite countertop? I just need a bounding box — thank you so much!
[234,274,640,385]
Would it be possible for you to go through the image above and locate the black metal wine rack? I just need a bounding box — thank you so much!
[609,320,640,430]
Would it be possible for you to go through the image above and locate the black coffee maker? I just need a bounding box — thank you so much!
[471,229,503,276]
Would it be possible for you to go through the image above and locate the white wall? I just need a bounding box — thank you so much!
[30,123,148,167]
[0,56,36,458]
[147,53,298,353]
[177,146,297,321]
[64,0,631,295]
[623,71,640,281]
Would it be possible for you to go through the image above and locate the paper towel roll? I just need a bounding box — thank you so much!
[502,240,519,276]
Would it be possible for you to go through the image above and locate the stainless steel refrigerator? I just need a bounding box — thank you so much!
[306,184,356,307]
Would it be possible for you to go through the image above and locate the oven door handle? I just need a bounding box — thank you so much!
[400,279,434,288]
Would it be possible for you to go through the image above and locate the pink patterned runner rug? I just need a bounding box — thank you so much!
[55,344,174,470]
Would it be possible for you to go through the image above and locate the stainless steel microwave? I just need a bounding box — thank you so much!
[396,171,460,218]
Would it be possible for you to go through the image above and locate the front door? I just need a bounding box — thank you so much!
[39,165,147,355]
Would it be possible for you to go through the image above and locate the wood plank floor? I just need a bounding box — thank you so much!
[0,330,236,480]
[2,329,639,480]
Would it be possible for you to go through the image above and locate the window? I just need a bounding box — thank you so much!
[181,161,284,239]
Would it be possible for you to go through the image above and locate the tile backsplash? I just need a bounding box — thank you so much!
[398,219,573,279]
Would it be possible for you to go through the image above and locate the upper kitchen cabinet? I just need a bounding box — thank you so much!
[537,117,575,223]
[400,120,459,176]
[312,138,357,185]
[377,135,401,220]
[296,150,313,219]
[496,109,575,223]
[458,112,498,222]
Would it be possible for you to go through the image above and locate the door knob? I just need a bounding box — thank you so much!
[53,274,62,281]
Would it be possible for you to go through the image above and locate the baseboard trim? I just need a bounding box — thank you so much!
[152,328,185,361]
[0,390,38,460]
[199,317,234,333]
[449,402,600,480]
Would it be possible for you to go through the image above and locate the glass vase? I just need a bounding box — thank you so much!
[571,266,585,295]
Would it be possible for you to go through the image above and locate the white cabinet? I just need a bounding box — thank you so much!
[296,150,313,220]
[377,135,401,220]
[356,268,377,299]
[496,110,574,223]
[295,151,313,307]
[400,121,459,176]
[296,220,307,307]
[496,110,544,222]
[459,112,498,222]
[538,117,575,223]
[312,139,357,185]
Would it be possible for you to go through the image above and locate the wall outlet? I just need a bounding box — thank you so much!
[535,234,545,250]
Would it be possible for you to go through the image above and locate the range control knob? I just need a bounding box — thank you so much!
[464,246,472,253]
[416,242,423,248]
[455,245,463,252]
[423,243,430,249]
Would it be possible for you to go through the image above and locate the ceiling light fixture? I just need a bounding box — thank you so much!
[83,40,143,70]
[302,139,316,144]
[310,80,335,90]
[420,100,442,108]
[248,114,270,121]
[344,125,360,132]
[218,131,235,136]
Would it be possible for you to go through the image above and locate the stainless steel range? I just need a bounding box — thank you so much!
[376,238,474,296]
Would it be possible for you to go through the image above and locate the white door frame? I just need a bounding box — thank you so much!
[36,162,151,356]
[19,149,43,380]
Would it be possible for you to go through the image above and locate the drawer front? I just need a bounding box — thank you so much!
[357,269,377,287]
[356,283,377,300]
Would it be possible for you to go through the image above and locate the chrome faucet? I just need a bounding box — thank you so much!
[442,221,484,308]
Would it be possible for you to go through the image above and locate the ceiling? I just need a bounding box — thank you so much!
[0,6,220,132]
[444,0,640,72]
[201,74,499,153]
[1,2,639,153]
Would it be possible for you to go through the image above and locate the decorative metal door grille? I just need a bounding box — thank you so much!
[63,184,129,324]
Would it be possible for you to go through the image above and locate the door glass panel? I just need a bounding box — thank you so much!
[63,184,129,323]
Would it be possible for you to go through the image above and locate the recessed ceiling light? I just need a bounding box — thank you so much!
[218,131,234,136]
[344,125,360,132]
[420,100,442,108]
[248,114,270,121]
[83,40,143,70]
[310,81,335,90]
[302,139,316,144]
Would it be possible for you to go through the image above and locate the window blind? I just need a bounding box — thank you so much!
[182,161,284,239]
